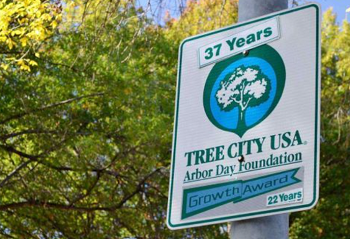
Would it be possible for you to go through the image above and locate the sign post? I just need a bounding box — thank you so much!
[167,2,320,232]
[230,0,289,238]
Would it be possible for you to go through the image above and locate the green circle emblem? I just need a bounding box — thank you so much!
[203,45,286,137]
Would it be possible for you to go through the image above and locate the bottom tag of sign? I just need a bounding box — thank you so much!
[182,167,304,220]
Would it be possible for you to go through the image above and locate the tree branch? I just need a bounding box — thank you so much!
[0,144,39,161]
[69,171,101,205]
[0,136,73,187]
[0,130,61,141]
[0,160,32,188]
[0,201,109,212]
[0,168,163,212]
[0,92,105,125]
[110,167,163,210]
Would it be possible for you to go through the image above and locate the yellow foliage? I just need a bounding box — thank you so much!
[29,60,38,66]
[0,63,8,70]
[0,0,62,71]
[165,0,238,43]
[17,59,30,71]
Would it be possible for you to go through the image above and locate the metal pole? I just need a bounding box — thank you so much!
[230,0,289,238]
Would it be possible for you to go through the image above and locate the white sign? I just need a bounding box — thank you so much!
[167,3,320,229]
[198,17,280,67]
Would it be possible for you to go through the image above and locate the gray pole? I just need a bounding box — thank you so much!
[230,0,289,238]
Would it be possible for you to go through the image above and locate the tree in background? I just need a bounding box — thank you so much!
[0,0,175,237]
[290,10,350,239]
[0,0,237,238]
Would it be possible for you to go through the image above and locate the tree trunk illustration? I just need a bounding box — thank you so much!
[237,107,246,132]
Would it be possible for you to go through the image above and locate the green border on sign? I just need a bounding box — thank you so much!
[168,3,320,229]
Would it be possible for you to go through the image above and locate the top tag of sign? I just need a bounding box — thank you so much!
[198,17,280,68]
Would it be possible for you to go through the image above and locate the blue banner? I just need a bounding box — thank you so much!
[182,168,301,219]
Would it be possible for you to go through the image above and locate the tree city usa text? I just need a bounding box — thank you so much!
[183,130,305,183]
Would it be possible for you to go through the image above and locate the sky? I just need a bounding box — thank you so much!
[137,0,350,25]
[313,0,350,23]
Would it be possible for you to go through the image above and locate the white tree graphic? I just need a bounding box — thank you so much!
[215,65,271,129]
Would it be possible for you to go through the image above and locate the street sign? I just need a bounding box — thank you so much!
[167,3,320,229]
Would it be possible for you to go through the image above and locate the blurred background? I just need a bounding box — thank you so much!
[0,0,349,238]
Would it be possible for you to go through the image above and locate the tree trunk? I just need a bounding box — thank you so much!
[237,108,246,132]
